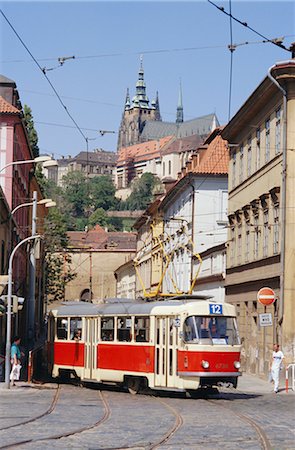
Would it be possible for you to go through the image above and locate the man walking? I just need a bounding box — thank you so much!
[271,343,284,393]
[10,336,22,386]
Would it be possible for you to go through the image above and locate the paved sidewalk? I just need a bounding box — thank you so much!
[237,371,293,395]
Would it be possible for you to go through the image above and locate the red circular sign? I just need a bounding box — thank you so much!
[257,287,276,306]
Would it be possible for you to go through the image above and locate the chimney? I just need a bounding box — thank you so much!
[290,42,295,59]
[162,177,176,193]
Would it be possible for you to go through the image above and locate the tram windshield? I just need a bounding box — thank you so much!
[183,316,240,345]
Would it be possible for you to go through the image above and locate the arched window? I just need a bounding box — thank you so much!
[80,289,93,302]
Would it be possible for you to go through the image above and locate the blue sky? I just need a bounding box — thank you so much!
[0,1,294,158]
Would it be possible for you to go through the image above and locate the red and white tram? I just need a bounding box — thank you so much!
[47,296,241,394]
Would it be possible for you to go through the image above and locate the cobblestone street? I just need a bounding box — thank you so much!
[0,374,294,450]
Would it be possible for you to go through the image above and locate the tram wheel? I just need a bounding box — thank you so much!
[127,377,141,395]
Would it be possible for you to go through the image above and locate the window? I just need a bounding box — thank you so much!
[57,318,68,340]
[265,119,270,163]
[163,161,165,177]
[273,206,279,254]
[275,107,281,154]
[230,226,235,266]
[237,227,242,265]
[232,151,236,188]
[263,210,269,257]
[89,165,93,173]
[254,214,259,260]
[256,128,261,170]
[168,160,171,175]
[1,240,5,274]
[101,317,114,341]
[239,146,244,183]
[183,316,240,345]
[247,138,252,177]
[117,316,132,342]
[134,317,150,342]
[245,222,250,263]
[70,317,83,340]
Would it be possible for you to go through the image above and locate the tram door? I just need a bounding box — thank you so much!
[155,317,179,388]
[84,317,97,380]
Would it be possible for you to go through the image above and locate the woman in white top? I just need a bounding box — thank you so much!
[271,344,284,393]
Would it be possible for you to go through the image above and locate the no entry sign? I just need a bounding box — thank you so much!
[257,287,276,306]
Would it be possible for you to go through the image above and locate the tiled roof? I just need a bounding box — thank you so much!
[192,134,228,175]
[67,225,137,251]
[0,95,20,114]
[161,134,203,156]
[140,113,219,141]
[117,135,173,164]
[0,75,16,85]
[73,150,117,164]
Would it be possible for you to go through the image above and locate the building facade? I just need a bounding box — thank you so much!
[64,226,137,302]
[222,60,295,375]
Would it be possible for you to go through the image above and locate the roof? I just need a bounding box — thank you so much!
[0,95,20,114]
[67,225,137,250]
[0,75,16,85]
[51,297,237,317]
[117,135,173,164]
[161,134,203,156]
[192,133,229,175]
[71,150,117,164]
[140,113,219,141]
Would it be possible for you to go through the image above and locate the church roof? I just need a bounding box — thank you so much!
[161,134,203,156]
[140,113,219,142]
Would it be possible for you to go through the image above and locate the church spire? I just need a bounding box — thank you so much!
[124,88,131,110]
[132,55,149,108]
[176,80,184,123]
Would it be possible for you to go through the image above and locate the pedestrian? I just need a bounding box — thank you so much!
[270,343,284,393]
[10,336,22,387]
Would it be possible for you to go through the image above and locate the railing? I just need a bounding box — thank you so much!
[27,344,44,383]
[285,363,295,393]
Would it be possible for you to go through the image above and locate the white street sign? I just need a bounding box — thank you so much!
[259,313,273,327]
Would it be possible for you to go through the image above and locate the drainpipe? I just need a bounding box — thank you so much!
[267,60,295,335]
[189,177,195,290]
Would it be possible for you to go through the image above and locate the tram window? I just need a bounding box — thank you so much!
[101,317,114,341]
[183,316,240,345]
[70,317,82,340]
[135,317,150,342]
[117,317,132,342]
[57,318,68,340]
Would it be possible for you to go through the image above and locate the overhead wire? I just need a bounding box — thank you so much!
[207,0,292,54]
[228,0,234,121]
[0,9,87,143]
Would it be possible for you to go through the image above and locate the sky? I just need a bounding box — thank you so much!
[0,1,294,159]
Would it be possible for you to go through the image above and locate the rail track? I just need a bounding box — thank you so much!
[0,384,273,450]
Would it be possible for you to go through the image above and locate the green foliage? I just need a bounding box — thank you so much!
[124,173,161,211]
[89,175,119,211]
[89,208,123,232]
[23,105,39,158]
[62,171,90,217]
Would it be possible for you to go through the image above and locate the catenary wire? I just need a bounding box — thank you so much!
[207,0,292,54]
[0,9,87,143]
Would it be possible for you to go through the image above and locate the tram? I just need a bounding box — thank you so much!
[47,296,241,394]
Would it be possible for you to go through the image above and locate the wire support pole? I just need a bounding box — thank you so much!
[4,234,42,389]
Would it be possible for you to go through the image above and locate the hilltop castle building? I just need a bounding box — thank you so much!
[117,58,219,150]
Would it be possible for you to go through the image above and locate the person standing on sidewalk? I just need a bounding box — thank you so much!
[270,344,284,393]
[10,336,22,386]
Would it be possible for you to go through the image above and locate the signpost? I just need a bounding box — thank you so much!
[257,287,276,306]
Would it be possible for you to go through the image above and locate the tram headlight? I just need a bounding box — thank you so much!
[201,360,210,369]
[234,361,241,369]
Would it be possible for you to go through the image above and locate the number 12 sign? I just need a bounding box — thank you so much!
[209,304,223,315]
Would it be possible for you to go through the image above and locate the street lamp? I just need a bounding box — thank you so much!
[0,155,54,173]
[4,234,42,389]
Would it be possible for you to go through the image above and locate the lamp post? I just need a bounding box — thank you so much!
[0,155,52,174]
[4,234,42,388]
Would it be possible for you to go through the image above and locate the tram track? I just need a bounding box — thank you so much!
[0,384,60,432]
[206,398,272,450]
[0,387,110,449]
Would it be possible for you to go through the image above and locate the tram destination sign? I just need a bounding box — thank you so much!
[259,313,273,327]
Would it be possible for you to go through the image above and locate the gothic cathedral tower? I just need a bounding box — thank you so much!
[117,57,161,150]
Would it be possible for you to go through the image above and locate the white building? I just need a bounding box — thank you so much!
[161,130,228,301]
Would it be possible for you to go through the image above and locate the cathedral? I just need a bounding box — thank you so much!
[117,58,219,150]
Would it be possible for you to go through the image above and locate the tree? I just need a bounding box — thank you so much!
[124,173,161,210]
[89,175,119,211]
[62,171,90,217]
[43,208,76,302]
[23,105,39,158]
[88,208,109,229]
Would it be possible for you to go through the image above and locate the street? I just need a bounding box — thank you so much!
[0,376,294,450]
